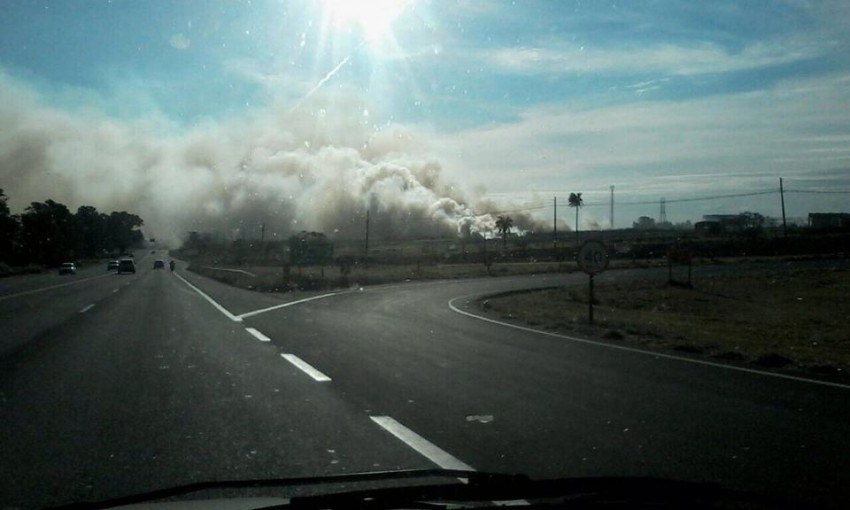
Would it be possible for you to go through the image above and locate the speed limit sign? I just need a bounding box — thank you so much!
[577,240,609,275]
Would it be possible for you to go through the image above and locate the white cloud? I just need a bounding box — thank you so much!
[430,72,850,200]
[486,38,821,77]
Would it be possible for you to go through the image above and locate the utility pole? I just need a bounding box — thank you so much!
[610,185,615,229]
[780,177,787,237]
[364,209,370,260]
[260,222,265,242]
[553,196,557,248]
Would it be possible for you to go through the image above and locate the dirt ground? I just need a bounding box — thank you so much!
[479,260,850,380]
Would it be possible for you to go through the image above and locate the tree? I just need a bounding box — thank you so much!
[105,211,144,254]
[740,211,766,240]
[289,231,333,266]
[75,205,108,258]
[495,215,513,248]
[568,192,583,245]
[0,189,20,264]
[20,200,76,265]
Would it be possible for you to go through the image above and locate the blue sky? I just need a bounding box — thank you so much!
[1,0,849,238]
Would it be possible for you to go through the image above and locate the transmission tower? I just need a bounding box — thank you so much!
[659,197,667,224]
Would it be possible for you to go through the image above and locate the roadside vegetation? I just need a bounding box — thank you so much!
[0,188,145,275]
[479,259,850,381]
[173,222,850,293]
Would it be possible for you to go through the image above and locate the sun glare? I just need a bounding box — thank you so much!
[319,0,409,41]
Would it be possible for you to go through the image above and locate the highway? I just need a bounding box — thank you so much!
[1,253,848,508]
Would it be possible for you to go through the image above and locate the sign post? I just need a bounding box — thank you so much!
[576,240,609,324]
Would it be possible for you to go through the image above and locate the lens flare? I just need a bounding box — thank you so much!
[319,0,409,41]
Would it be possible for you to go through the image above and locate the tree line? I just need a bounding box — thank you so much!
[0,188,144,269]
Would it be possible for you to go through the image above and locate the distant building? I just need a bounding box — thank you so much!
[633,216,656,230]
[808,213,850,230]
[288,231,334,265]
[700,214,746,233]
[694,221,722,236]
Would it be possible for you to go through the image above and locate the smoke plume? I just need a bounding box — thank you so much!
[0,74,547,246]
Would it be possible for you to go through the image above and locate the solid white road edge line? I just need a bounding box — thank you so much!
[245,327,271,342]
[370,416,474,471]
[238,292,339,319]
[79,304,95,313]
[280,354,331,382]
[0,273,114,302]
[174,272,242,322]
[448,297,850,391]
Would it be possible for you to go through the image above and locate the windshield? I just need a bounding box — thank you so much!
[1,1,848,509]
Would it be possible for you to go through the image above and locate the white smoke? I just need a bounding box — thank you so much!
[0,73,515,245]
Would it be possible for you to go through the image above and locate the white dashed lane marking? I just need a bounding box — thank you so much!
[280,354,332,382]
[370,416,474,470]
[245,327,272,342]
[79,304,95,313]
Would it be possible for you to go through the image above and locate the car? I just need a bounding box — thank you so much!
[117,259,136,274]
[107,260,120,271]
[58,262,76,275]
[153,259,165,269]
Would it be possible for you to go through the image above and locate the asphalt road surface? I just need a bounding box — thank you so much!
[1,254,848,508]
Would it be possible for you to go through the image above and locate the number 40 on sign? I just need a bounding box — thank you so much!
[576,241,609,324]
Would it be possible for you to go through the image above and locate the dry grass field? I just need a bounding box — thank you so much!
[480,261,850,379]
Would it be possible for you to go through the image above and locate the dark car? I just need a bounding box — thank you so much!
[153,259,165,269]
[107,260,120,271]
[58,262,77,275]
[117,259,136,274]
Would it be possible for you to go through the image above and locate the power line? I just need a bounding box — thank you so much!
[785,189,850,194]
[412,187,848,222]
[578,190,778,207]
[480,205,549,215]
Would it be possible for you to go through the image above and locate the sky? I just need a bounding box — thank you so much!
[1,0,849,242]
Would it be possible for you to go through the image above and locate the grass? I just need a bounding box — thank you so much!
[184,256,685,292]
[479,262,850,378]
[189,261,577,292]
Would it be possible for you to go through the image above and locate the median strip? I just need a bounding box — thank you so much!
[280,353,331,382]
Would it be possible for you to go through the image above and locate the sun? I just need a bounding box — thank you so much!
[319,0,409,41]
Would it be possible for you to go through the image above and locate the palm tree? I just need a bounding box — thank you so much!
[495,215,513,248]
[568,192,583,245]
